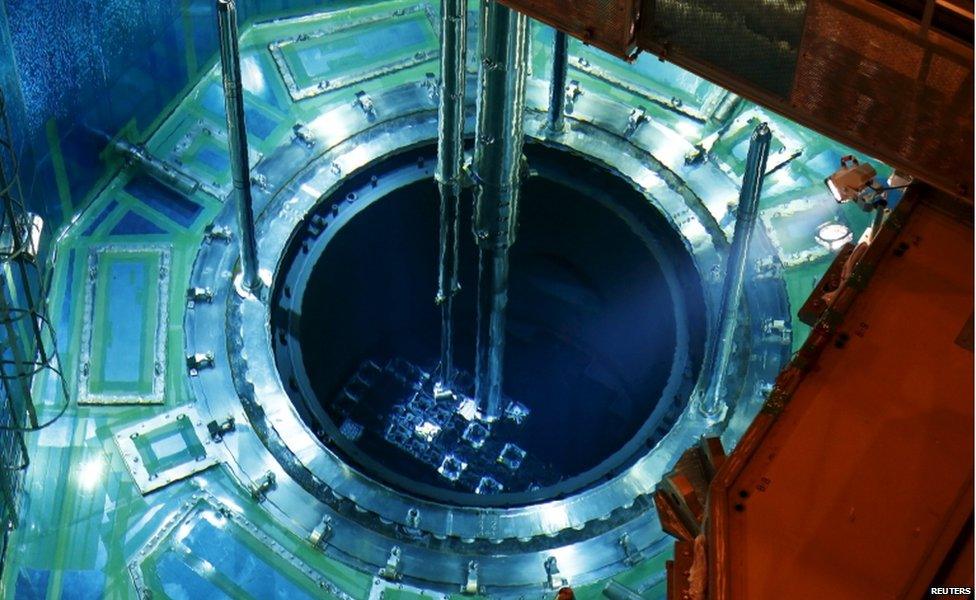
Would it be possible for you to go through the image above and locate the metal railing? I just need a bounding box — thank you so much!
[0,86,69,536]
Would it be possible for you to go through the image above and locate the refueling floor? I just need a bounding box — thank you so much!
[3,1,878,598]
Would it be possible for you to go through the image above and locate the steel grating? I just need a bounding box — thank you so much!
[498,0,641,57]
[636,0,974,198]
[791,0,973,198]
[502,0,972,197]
[638,0,809,98]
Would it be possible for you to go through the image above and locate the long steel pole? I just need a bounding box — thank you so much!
[547,29,568,132]
[471,1,529,420]
[434,0,467,388]
[217,0,260,293]
[698,122,771,419]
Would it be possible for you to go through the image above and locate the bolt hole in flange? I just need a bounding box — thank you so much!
[272,142,707,507]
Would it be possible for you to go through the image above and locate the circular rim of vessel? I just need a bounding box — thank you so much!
[183,82,789,590]
[269,140,704,507]
[203,108,723,540]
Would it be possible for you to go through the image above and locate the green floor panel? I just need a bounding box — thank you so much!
[90,252,160,396]
[78,244,171,406]
[130,414,207,474]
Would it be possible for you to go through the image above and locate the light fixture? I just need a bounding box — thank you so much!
[824,155,881,208]
[825,156,914,241]
[825,157,914,209]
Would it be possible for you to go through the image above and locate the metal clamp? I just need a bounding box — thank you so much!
[423,72,439,102]
[461,561,479,595]
[206,416,236,442]
[309,514,334,549]
[379,546,403,581]
[186,287,215,306]
[186,352,215,376]
[292,122,317,148]
[624,107,647,137]
[545,556,568,589]
[355,91,376,119]
[566,80,582,105]
[250,470,277,502]
[619,533,641,566]
[203,224,232,242]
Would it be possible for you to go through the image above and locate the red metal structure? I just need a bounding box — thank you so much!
[654,186,974,598]
[498,0,974,199]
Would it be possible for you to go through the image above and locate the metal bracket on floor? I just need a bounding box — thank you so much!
[619,533,642,566]
[309,513,334,549]
[624,106,647,137]
[461,561,480,595]
[186,352,215,376]
[292,122,317,148]
[379,546,402,581]
[206,416,235,442]
[203,224,232,242]
[114,406,222,494]
[186,286,214,307]
[355,91,377,120]
[545,556,569,589]
[250,470,277,502]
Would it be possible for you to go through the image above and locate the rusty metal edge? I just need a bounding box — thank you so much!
[635,0,973,201]
[705,185,925,600]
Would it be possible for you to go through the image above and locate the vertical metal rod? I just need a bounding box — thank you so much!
[471,1,529,420]
[699,122,771,419]
[920,0,936,33]
[216,0,259,292]
[547,29,568,132]
[870,205,886,241]
[434,0,467,388]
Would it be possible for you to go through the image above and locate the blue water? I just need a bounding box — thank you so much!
[3,0,331,228]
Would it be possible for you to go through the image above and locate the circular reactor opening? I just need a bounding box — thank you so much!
[272,143,707,506]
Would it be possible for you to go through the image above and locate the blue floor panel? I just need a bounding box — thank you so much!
[124,176,202,228]
[157,552,232,600]
[81,200,118,237]
[59,570,106,600]
[182,519,316,600]
[14,568,49,599]
[245,107,277,139]
[196,147,229,174]
[101,259,148,385]
[110,211,167,236]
